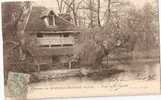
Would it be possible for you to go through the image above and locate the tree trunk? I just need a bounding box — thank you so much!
[89,0,94,28]
[16,2,32,61]
[72,0,77,26]
[97,0,101,27]
[107,0,111,23]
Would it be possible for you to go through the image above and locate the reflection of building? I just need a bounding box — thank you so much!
[25,6,80,65]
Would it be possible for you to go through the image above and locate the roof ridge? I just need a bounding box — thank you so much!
[40,8,75,26]
[25,6,77,32]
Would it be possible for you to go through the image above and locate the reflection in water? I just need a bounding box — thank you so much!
[28,63,160,99]
[112,63,160,81]
[31,63,160,86]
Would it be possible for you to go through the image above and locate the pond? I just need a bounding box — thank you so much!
[30,62,160,84]
[27,62,160,99]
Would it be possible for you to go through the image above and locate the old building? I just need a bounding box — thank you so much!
[25,6,80,68]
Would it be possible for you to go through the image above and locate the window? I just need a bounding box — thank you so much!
[37,33,43,38]
[42,10,56,27]
[43,18,49,26]
[48,15,55,26]
[48,10,56,27]
[39,45,49,47]
[44,33,60,37]
[51,45,61,47]
[52,56,59,64]
[63,34,69,37]
[43,16,55,27]
[63,44,73,47]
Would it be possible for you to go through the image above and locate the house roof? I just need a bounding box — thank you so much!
[40,9,56,18]
[25,6,78,33]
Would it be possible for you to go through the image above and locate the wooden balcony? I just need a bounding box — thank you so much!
[37,37,74,46]
[35,37,75,56]
[36,46,74,56]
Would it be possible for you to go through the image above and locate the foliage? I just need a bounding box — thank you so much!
[126,3,159,51]
[2,1,159,76]
[73,2,159,68]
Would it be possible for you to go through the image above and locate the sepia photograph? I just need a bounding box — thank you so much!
[1,0,160,99]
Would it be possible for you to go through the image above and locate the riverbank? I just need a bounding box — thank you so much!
[26,63,160,99]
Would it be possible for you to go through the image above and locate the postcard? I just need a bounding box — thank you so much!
[1,0,160,99]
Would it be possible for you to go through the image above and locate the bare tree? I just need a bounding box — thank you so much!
[16,2,32,61]
[56,0,65,13]
[127,3,159,51]
[107,0,111,22]
[2,1,34,83]
[73,0,139,68]
[63,0,85,26]
[97,0,101,27]
[2,1,32,62]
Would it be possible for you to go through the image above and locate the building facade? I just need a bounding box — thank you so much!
[25,6,80,67]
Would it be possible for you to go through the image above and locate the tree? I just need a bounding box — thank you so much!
[72,1,138,68]
[2,1,35,82]
[56,0,65,13]
[63,0,85,26]
[97,0,101,26]
[127,3,159,51]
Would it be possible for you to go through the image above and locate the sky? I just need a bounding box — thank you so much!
[32,0,157,25]
[1,0,156,8]
[33,0,155,10]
